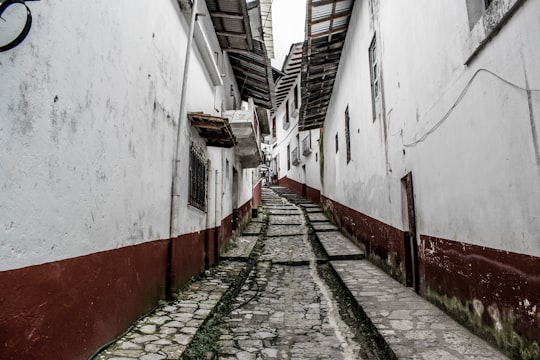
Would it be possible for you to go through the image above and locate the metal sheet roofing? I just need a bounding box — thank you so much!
[229,39,276,110]
[206,0,275,110]
[299,0,355,131]
[275,42,303,111]
[206,0,253,51]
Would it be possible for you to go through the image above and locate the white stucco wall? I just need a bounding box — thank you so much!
[0,0,246,271]
[322,0,540,256]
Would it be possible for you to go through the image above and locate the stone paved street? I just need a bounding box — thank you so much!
[94,261,245,360]
[217,189,361,359]
[94,186,509,360]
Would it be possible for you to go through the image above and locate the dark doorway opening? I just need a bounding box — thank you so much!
[401,172,420,293]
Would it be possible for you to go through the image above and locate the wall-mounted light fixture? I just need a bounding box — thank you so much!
[0,0,38,52]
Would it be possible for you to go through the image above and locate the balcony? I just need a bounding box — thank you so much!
[302,134,312,156]
[291,147,300,166]
[223,109,262,168]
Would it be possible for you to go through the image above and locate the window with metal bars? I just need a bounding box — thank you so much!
[369,35,381,121]
[345,106,351,164]
[189,146,207,211]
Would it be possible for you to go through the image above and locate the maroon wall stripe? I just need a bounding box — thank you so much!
[321,195,406,281]
[0,240,168,360]
[320,194,540,355]
[421,235,540,348]
[277,176,321,204]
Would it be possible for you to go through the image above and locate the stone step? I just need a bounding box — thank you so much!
[330,260,508,360]
[316,231,365,260]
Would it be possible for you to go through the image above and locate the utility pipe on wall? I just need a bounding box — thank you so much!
[167,0,199,299]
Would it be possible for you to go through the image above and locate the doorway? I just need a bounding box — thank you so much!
[232,167,239,230]
[401,172,419,293]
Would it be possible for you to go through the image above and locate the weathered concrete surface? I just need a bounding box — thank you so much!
[221,236,259,261]
[311,222,339,232]
[331,260,508,359]
[316,231,365,260]
[307,212,331,222]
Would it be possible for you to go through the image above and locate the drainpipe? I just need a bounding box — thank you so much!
[167,0,200,299]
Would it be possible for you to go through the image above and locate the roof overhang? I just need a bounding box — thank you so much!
[206,0,275,110]
[189,112,237,148]
[275,42,303,112]
[228,39,276,110]
[300,0,355,131]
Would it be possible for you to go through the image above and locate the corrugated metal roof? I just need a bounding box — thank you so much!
[206,0,275,110]
[259,0,274,59]
[299,0,355,131]
[274,42,303,111]
[229,39,276,109]
[206,0,253,51]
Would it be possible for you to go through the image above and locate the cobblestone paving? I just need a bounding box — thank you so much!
[218,262,349,360]
[94,261,244,360]
[331,260,508,359]
[266,224,306,237]
[268,215,303,225]
[217,188,362,359]
[259,235,311,263]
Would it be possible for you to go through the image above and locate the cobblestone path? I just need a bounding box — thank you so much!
[217,188,363,359]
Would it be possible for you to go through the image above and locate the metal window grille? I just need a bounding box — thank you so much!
[189,146,207,211]
[287,144,291,170]
[345,106,351,163]
[369,35,381,120]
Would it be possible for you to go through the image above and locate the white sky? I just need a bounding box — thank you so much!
[270,0,306,69]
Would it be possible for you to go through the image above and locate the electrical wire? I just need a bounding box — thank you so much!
[402,68,540,148]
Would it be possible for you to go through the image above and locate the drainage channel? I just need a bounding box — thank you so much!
[182,187,394,359]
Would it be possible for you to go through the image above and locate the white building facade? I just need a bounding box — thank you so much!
[270,43,322,203]
[299,0,539,357]
[0,0,271,358]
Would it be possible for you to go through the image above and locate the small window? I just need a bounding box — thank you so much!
[284,100,290,128]
[369,35,381,121]
[272,117,276,138]
[189,146,207,211]
[345,106,351,164]
[287,144,291,170]
[293,84,299,109]
[335,133,339,153]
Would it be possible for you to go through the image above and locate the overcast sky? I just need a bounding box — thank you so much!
[270,0,306,69]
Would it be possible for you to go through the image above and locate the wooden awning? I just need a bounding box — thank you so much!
[189,113,237,148]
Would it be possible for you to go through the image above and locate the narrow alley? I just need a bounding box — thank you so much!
[2,1,539,359]
[94,187,507,360]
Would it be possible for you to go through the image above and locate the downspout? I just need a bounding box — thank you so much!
[167,0,199,299]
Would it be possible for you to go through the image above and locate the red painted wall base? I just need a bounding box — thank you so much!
[277,176,321,204]
[320,194,540,357]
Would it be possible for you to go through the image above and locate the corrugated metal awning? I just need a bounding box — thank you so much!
[275,42,303,112]
[300,0,355,131]
[206,0,275,110]
[229,39,276,110]
[206,0,253,52]
[189,112,237,148]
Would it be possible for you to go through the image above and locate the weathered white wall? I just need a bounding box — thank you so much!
[322,0,540,256]
[0,0,246,271]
